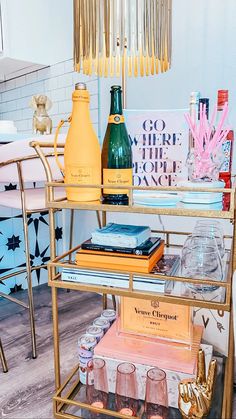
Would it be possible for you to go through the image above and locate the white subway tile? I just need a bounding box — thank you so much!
[5,78,16,91]
[12,87,22,100]
[71,76,98,95]
[7,110,19,120]
[15,76,26,88]
[20,81,45,98]
[51,116,58,127]
[90,108,99,124]
[17,97,30,110]
[2,89,18,102]
[86,76,98,83]
[73,71,97,85]
[50,87,66,102]
[0,102,7,113]
[43,91,51,99]
[52,113,69,126]
[37,67,50,81]
[65,87,73,100]
[45,77,58,91]
[0,82,6,93]
[72,71,91,85]
[58,125,68,134]
[86,79,98,94]
[57,73,73,88]
[90,94,98,110]
[50,62,65,77]
[58,100,71,115]
[22,108,33,119]
[64,59,74,74]
[0,59,98,134]
[26,71,38,84]
[5,100,17,112]
[14,110,23,121]
[27,119,33,130]
[0,111,9,119]
[50,102,59,115]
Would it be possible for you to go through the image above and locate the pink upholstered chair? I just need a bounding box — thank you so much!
[0,134,66,361]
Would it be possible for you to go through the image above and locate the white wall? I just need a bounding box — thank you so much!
[1,0,73,65]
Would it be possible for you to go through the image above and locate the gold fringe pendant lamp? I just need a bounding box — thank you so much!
[73,0,172,78]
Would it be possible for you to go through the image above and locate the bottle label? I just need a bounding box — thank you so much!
[108,114,125,124]
[103,168,132,195]
[65,166,93,184]
[220,139,232,173]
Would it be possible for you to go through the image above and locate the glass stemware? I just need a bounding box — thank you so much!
[145,368,169,419]
[194,220,225,257]
[181,234,223,292]
[115,362,138,416]
[86,358,108,412]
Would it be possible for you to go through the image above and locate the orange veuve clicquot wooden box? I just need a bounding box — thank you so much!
[120,297,193,344]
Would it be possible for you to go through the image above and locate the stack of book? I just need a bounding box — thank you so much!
[75,223,165,273]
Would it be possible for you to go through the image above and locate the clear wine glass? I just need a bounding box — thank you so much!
[86,358,108,412]
[145,368,169,419]
[195,219,223,234]
[115,362,138,416]
[181,234,223,292]
[194,220,225,257]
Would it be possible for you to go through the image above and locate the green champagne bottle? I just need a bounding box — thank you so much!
[102,85,132,205]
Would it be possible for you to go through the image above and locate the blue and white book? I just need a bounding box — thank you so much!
[91,223,151,248]
[61,268,166,293]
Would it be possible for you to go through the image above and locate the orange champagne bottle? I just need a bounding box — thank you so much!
[63,82,101,201]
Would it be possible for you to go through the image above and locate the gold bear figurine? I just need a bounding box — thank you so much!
[178,349,217,419]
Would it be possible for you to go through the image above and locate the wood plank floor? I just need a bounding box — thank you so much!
[0,284,103,419]
[0,284,235,419]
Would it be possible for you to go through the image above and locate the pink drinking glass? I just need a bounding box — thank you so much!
[145,368,169,419]
[115,362,138,416]
[86,358,108,411]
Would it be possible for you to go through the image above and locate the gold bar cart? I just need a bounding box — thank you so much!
[32,141,235,419]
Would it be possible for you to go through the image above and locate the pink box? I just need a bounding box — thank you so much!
[96,320,203,374]
[95,321,212,408]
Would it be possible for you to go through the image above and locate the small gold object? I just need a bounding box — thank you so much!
[178,349,217,419]
[29,94,52,135]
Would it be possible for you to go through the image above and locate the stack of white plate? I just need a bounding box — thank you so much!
[133,190,180,206]
[179,180,225,204]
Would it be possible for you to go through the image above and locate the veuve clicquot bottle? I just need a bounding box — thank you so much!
[102,85,132,205]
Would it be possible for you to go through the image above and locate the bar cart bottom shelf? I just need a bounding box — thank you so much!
[53,355,225,419]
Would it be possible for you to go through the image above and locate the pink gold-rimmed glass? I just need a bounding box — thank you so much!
[115,362,138,416]
[86,358,108,411]
[145,368,169,419]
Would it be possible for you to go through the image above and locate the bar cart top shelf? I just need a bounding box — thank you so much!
[45,181,235,219]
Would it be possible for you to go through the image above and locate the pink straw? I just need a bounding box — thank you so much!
[184,100,231,178]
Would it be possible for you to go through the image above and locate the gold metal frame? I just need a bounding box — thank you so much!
[31,141,235,419]
[0,338,8,373]
[0,149,64,360]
